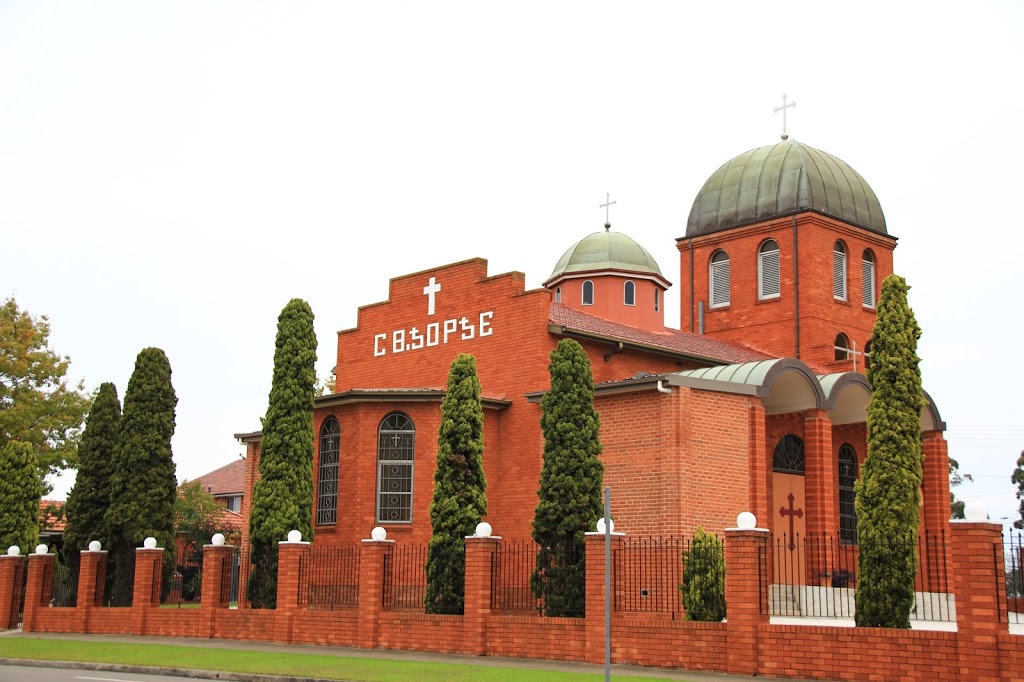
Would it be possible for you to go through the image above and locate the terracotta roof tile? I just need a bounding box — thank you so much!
[549,304,769,365]
[192,459,246,496]
[40,499,65,532]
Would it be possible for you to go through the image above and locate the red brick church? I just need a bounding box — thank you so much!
[237,137,951,550]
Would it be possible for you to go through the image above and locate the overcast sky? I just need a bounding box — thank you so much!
[2,1,1022,527]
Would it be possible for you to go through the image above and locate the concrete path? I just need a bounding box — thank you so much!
[0,630,832,682]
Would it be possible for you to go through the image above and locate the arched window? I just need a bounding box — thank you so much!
[772,434,805,474]
[582,280,594,306]
[709,250,730,308]
[555,287,561,304]
[833,241,848,301]
[838,444,858,544]
[624,280,635,306]
[377,412,415,523]
[834,333,850,361]
[758,239,781,300]
[316,417,340,525]
[862,250,876,308]
[654,287,660,312]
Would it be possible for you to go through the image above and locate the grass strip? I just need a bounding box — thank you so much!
[0,638,666,682]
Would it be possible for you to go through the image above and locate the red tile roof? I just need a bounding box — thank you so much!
[549,304,769,365]
[40,499,65,532]
[192,459,246,496]
[216,508,245,532]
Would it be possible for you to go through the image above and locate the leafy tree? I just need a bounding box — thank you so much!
[104,348,178,600]
[1012,451,1024,530]
[425,354,487,615]
[0,297,90,490]
[0,440,44,553]
[248,299,317,608]
[680,526,726,622]
[175,480,240,556]
[855,275,925,629]
[63,382,121,562]
[531,338,603,617]
[949,456,972,520]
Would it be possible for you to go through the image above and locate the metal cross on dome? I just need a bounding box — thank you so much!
[600,193,616,230]
[774,93,796,141]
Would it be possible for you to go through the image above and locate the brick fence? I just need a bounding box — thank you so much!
[3,521,1024,681]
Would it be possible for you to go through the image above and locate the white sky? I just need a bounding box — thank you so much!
[2,1,1022,526]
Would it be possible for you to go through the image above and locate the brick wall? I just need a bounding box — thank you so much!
[7,527,1024,681]
[678,212,895,373]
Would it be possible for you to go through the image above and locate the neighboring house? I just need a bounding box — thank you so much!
[38,499,66,550]
[193,459,246,514]
[189,458,247,538]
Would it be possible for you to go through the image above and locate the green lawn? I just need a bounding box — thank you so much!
[0,638,669,682]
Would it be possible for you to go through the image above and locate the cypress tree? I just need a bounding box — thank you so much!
[0,440,44,554]
[63,382,121,559]
[855,275,925,628]
[425,354,487,615]
[1012,451,1024,530]
[531,338,603,617]
[104,348,178,600]
[680,526,726,621]
[248,298,317,608]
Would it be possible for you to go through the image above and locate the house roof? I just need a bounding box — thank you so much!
[549,304,769,365]
[193,459,246,496]
[40,499,65,533]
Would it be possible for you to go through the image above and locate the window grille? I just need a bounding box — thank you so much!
[772,434,805,474]
[624,280,635,306]
[377,412,415,523]
[316,417,340,525]
[654,287,659,312]
[833,241,847,300]
[710,251,730,308]
[838,444,858,544]
[555,287,561,304]
[758,240,780,300]
[862,251,876,308]
[582,280,594,306]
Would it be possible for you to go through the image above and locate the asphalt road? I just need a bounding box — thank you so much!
[0,667,187,681]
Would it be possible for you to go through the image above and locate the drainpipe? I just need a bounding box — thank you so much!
[792,216,800,359]
[656,380,672,394]
[688,240,695,333]
[603,341,624,362]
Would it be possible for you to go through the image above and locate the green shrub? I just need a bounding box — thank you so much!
[680,526,726,622]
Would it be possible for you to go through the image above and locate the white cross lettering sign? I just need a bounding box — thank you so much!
[372,277,494,357]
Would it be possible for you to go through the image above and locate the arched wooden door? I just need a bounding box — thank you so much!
[772,434,807,585]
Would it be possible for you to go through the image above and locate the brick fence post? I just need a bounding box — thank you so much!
[200,542,237,638]
[0,554,26,630]
[724,521,769,677]
[273,539,310,643]
[585,531,624,666]
[357,536,394,648]
[950,518,1006,682]
[77,549,107,632]
[464,534,500,656]
[22,550,55,632]
[132,546,164,634]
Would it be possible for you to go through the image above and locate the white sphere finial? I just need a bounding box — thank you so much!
[475,522,492,538]
[370,526,387,541]
[737,512,757,530]
[88,540,102,552]
[287,529,302,543]
[143,537,157,549]
[6,546,20,557]
[211,533,225,546]
[964,500,988,522]
[596,517,614,534]
[35,544,48,555]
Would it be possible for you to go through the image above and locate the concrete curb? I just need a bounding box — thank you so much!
[0,657,346,682]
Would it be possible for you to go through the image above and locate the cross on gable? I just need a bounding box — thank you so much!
[423,276,441,316]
